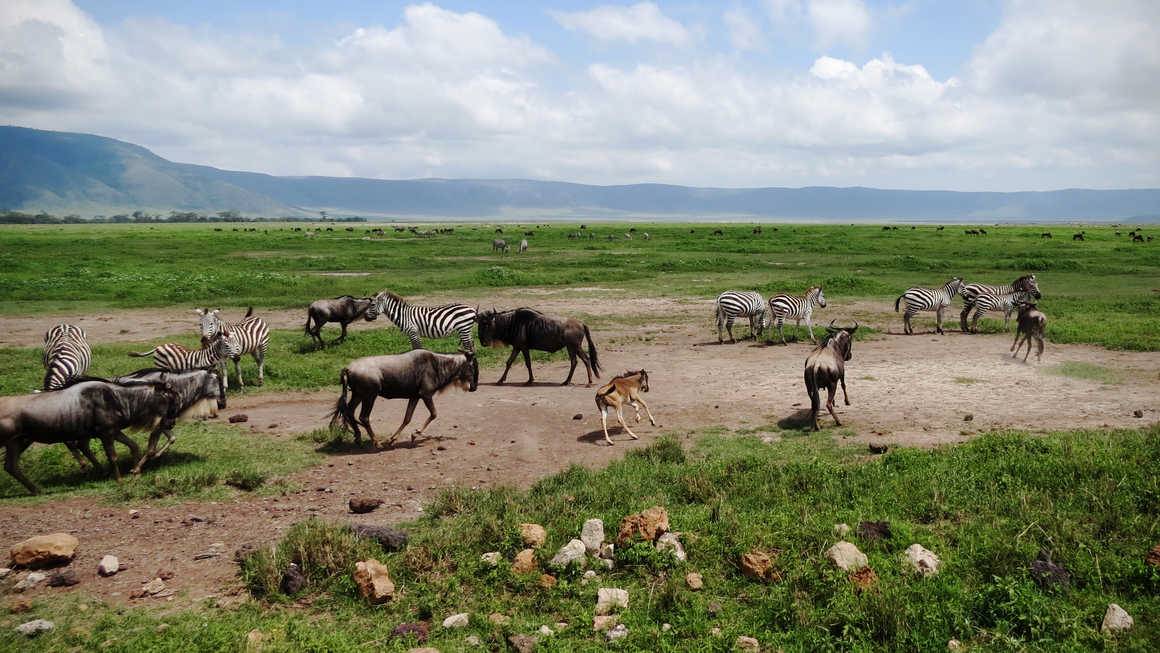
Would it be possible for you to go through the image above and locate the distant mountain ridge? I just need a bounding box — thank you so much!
[2,126,1158,221]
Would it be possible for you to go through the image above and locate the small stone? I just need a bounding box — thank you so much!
[1028,550,1069,590]
[662,623,672,632]
[826,542,868,571]
[868,443,888,454]
[710,627,722,636]
[554,622,568,630]
[656,532,686,562]
[15,619,55,637]
[1133,409,1144,418]
[581,519,605,554]
[540,573,557,588]
[508,634,539,653]
[685,572,703,590]
[573,413,583,420]
[98,555,119,576]
[138,577,166,597]
[538,625,554,636]
[156,623,170,633]
[47,568,79,587]
[512,549,537,574]
[441,613,469,629]
[834,523,851,538]
[548,539,586,569]
[902,544,941,577]
[519,523,547,547]
[349,497,383,514]
[947,640,964,651]
[707,600,722,616]
[129,510,140,519]
[593,615,618,631]
[489,613,510,626]
[353,559,394,603]
[408,648,440,653]
[229,414,249,423]
[1147,543,1160,567]
[596,587,629,615]
[617,506,669,544]
[465,635,482,647]
[606,624,629,641]
[14,571,47,591]
[155,568,175,580]
[963,414,973,422]
[279,563,307,595]
[0,567,9,578]
[351,525,409,552]
[600,558,614,570]
[741,550,774,581]
[480,552,501,566]
[857,521,892,541]
[392,622,429,643]
[737,635,760,651]
[1101,603,1133,634]
[9,533,79,568]
[599,543,615,559]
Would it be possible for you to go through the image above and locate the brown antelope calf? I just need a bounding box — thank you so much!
[1011,301,1047,362]
[594,370,656,445]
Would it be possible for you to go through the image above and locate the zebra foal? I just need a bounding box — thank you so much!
[768,285,827,345]
[196,308,270,389]
[714,291,767,344]
[966,290,1037,333]
[42,324,91,391]
[959,274,1041,332]
[366,290,477,355]
[894,277,964,335]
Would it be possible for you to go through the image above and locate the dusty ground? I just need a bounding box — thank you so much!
[1,292,1157,609]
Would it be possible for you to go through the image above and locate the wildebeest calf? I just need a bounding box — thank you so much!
[594,370,656,445]
[1011,301,1047,362]
[803,322,858,431]
[476,308,601,385]
[304,295,374,346]
[330,349,479,449]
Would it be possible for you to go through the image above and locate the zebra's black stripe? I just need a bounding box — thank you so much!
[367,291,477,354]
[43,324,91,391]
[715,290,767,343]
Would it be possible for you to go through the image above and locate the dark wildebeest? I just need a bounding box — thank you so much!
[0,379,180,493]
[110,368,226,473]
[304,295,374,346]
[1011,301,1047,362]
[804,321,858,431]
[493,238,510,254]
[1041,232,1052,238]
[594,370,655,445]
[475,308,601,385]
[1073,232,1085,241]
[330,349,478,449]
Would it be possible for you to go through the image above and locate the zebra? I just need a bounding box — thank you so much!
[129,331,242,384]
[195,307,269,389]
[42,324,91,391]
[768,285,827,345]
[958,274,1041,332]
[966,290,1037,333]
[894,277,964,335]
[366,290,477,354]
[714,291,768,344]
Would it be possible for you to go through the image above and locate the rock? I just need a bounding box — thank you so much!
[442,613,469,629]
[1028,550,1069,590]
[98,555,119,577]
[392,622,429,643]
[353,559,394,603]
[508,634,538,653]
[710,627,722,636]
[512,549,537,574]
[519,523,547,547]
[540,573,557,588]
[15,619,54,637]
[47,568,79,587]
[488,613,510,626]
[538,625,554,636]
[581,569,598,584]
[1147,543,1160,567]
[737,635,760,651]
[548,539,586,569]
[555,622,568,630]
[14,571,47,591]
[573,413,583,420]
[606,624,629,641]
[596,587,629,615]
[599,543,615,559]
[480,552,501,566]
[128,509,140,519]
[902,544,942,577]
[741,550,774,581]
[408,648,440,653]
[849,566,878,592]
[9,533,79,568]
[0,567,10,578]
[581,519,605,554]
[1101,603,1133,634]
[8,597,32,613]
[656,532,686,562]
[947,640,964,651]
[963,413,974,422]
[351,524,409,552]
[662,623,672,632]
[868,443,888,454]
[685,572,703,590]
[228,414,249,423]
[280,563,307,595]
[155,568,175,580]
[1133,409,1144,418]
[465,635,482,646]
[617,506,669,544]
[131,577,166,598]
[826,542,868,571]
[834,523,851,538]
[349,497,383,514]
[707,600,723,616]
[600,558,614,570]
[857,521,892,541]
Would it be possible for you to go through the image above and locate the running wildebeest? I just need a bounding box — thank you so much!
[475,308,601,385]
[594,369,656,445]
[1011,301,1047,362]
[804,321,858,431]
[330,349,478,449]
[0,379,180,493]
[110,368,226,473]
[304,295,375,346]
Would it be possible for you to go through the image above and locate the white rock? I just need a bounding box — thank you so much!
[465,635,482,647]
[711,627,721,636]
[0,567,10,579]
[737,635,760,651]
[548,539,586,569]
[662,623,672,632]
[834,523,851,538]
[554,622,568,630]
[1101,603,1133,634]
[606,624,628,641]
[600,558,614,570]
[825,541,868,571]
[538,625,554,636]
[902,544,941,577]
[15,619,55,637]
[480,552,501,566]
[442,613,469,629]
[98,555,120,577]
[947,640,964,651]
[599,542,615,559]
[596,587,629,615]
[14,571,47,591]
[656,532,687,562]
[581,519,604,554]
[581,569,598,585]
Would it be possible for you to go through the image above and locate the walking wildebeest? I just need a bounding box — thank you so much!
[804,321,858,431]
[330,349,478,449]
[1041,232,1052,239]
[1011,301,1047,362]
[0,379,180,493]
[110,368,226,473]
[476,308,601,385]
[1072,232,1085,241]
[493,239,509,254]
[594,370,656,445]
[304,295,375,346]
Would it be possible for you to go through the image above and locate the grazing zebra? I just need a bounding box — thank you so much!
[129,332,241,385]
[366,290,477,354]
[714,291,768,344]
[768,286,827,345]
[894,277,964,335]
[195,308,270,390]
[42,324,91,391]
[958,274,1041,332]
[966,290,1037,333]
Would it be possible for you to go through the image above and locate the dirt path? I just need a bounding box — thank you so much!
[1,295,1157,609]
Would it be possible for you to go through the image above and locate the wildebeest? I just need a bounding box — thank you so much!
[330,349,478,449]
[493,238,509,254]
[804,321,858,431]
[1133,233,1145,243]
[1041,232,1052,238]
[713,229,724,236]
[0,379,180,493]
[1072,232,1085,241]
[109,368,226,473]
[476,308,601,385]
[304,295,374,346]
[594,370,655,445]
[1011,301,1047,362]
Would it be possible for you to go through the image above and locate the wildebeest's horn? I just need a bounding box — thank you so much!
[851,320,859,332]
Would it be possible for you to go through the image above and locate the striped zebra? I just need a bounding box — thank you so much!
[714,290,768,344]
[958,274,1041,332]
[966,290,1037,333]
[768,285,827,345]
[195,307,269,389]
[366,290,477,354]
[894,277,964,335]
[42,324,92,391]
[129,331,242,387]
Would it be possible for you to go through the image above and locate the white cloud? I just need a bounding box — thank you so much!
[0,0,110,107]
[808,0,871,49]
[550,2,689,45]
[723,8,763,51]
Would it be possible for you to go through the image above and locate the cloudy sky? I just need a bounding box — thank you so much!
[2,0,1157,191]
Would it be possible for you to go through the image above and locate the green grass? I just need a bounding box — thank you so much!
[954,377,980,384]
[1042,361,1125,385]
[3,426,1157,651]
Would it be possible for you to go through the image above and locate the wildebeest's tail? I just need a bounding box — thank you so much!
[804,365,820,419]
[304,311,313,337]
[245,306,254,319]
[894,294,903,312]
[584,324,601,377]
[329,368,354,430]
[128,348,158,358]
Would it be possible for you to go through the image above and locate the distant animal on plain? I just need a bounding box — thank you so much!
[1041,232,1052,238]
[642,232,649,240]
[804,322,858,431]
[519,238,528,253]
[1073,232,1085,241]
[493,238,509,254]
[594,370,656,446]
[713,229,724,236]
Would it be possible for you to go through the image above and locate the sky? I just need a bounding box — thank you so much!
[1,0,1157,191]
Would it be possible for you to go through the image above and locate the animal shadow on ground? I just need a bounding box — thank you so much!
[578,428,634,446]
[317,432,457,456]
[777,409,820,431]
[482,380,578,388]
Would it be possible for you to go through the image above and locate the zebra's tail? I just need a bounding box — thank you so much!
[894,294,903,312]
[584,324,601,378]
[128,348,158,358]
[329,368,354,431]
[715,301,726,330]
[244,306,254,319]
